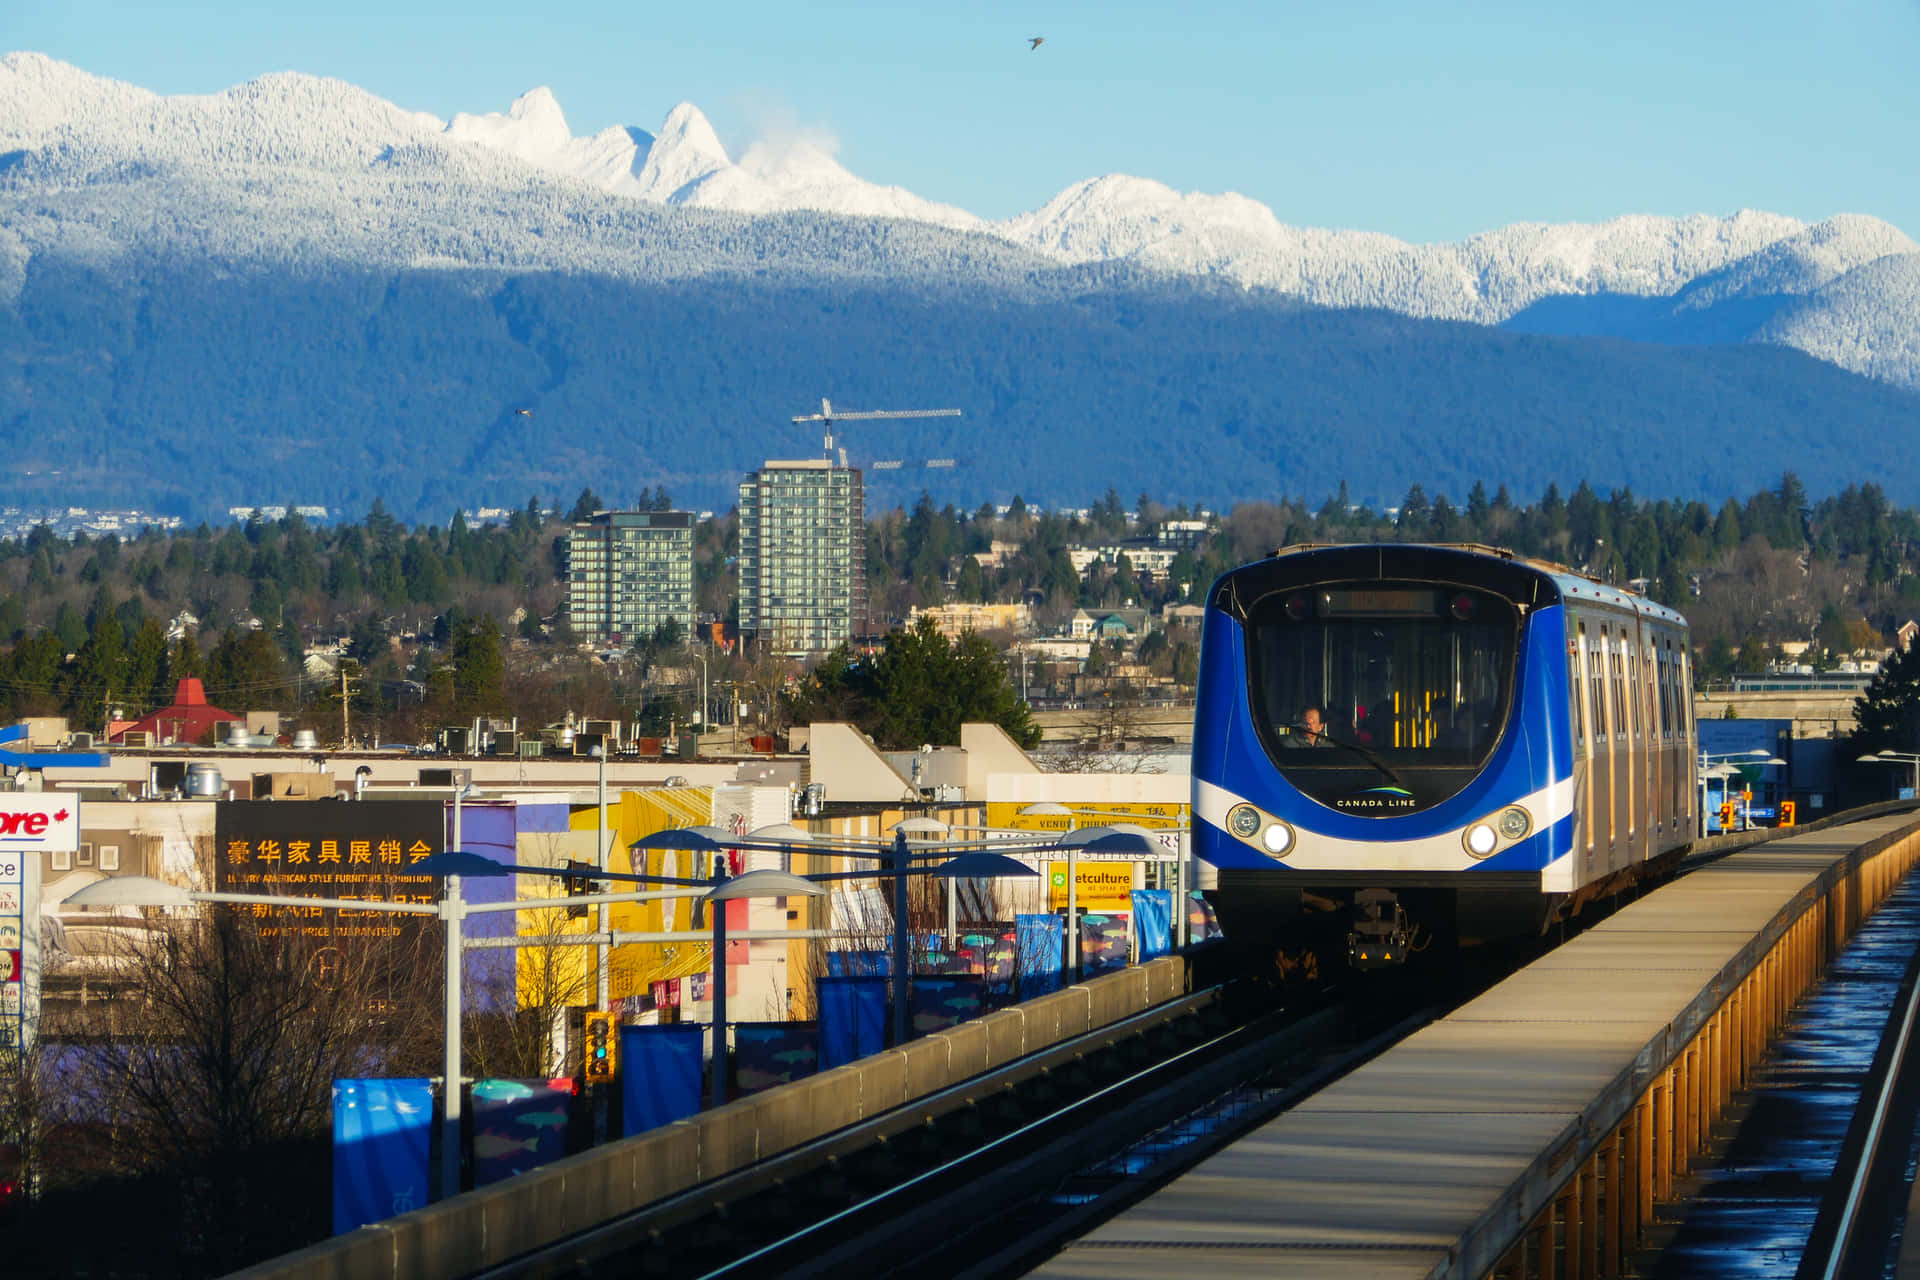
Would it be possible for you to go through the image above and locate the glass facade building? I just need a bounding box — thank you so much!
[737,460,865,653]
[566,511,696,647]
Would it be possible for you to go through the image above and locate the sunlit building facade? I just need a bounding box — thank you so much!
[737,460,865,653]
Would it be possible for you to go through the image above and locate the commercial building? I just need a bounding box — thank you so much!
[737,460,864,653]
[566,511,696,648]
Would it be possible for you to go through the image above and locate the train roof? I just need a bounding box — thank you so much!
[1239,543,1688,629]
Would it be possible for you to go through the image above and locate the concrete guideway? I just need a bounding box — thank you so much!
[226,957,1193,1280]
[1033,812,1920,1279]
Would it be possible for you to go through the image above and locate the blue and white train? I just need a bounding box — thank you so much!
[1192,543,1696,972]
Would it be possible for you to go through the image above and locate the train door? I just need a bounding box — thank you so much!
[1631,620,1649,865]
[1568,616,1588,862]
[1579,619,1604,873]
[1593,622,1616,874]
[1679,644,1696,838]
[1609,626,1629,871]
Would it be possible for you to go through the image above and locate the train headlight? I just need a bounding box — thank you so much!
[1261,822,1295,857]
[1497,806,1532,841]
[1463,822,1498,858]
[1227,804,1263,839]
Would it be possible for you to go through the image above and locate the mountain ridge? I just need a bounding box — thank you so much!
[5,51,1918,386]
[3,52,1919,525]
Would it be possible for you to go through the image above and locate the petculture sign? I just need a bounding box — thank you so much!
[215,800,443,943]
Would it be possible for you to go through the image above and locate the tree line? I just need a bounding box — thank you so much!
[0,472,1915,740]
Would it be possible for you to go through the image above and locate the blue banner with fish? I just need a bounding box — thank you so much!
[911,976,985,1035]
[827,949,890,977]
[1079,912,1132,977]
[818,975,888,1068]
[1132,890,1173,960]
[1016,914,1065,1000]
[620,1024,705,1136]
[470,1078,574,1187]
[733,1022,820,1094]
[332,1078,433,1233]
[1188,891,1223,940]
[962,927,1018,1001]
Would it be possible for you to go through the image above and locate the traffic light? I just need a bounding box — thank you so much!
[583,1011,617,1083]
[563,858,593,919]
[1779,800,1797,827]
[1719,802,1735,830]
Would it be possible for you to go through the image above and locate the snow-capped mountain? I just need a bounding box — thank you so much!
[3,50,1920,387]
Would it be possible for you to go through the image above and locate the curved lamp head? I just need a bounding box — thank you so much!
[1019,803,1072,818]
[411,851,512,878]
[747,823,814,844]
[930,851,1041,879]
[64,875,193,908]
[704,869,828,901]
[893,816,950,839]
[1056,824,1159,857]
[634,825,736,851]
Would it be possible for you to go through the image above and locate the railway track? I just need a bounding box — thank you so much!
[472,946,1539,1280]
[462,817,1905,1280]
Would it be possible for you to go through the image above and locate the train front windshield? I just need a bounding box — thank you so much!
[1246,583,1518,813]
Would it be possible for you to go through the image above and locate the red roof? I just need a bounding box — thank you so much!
[111,678,244,746]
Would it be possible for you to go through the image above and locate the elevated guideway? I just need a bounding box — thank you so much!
[1033,810,1920,1279]
[228,959,1195,1280]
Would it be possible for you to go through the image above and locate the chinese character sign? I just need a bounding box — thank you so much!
[215,800,443,944]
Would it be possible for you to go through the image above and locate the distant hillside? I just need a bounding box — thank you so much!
[3,52,1920,523]
[4,257,1919,522]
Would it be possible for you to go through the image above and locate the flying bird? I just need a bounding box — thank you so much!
[514,408,533,417]
[1029,36,1044,50]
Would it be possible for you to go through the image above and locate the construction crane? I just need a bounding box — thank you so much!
[792,398,962,467]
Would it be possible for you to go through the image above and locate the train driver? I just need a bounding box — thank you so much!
[1285,705,1334,748]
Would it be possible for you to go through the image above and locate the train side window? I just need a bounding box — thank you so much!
[1586,624,1604,743]
[1665,640,1678,740]
[1610,633,1626,739]
[1650,643,1662,739]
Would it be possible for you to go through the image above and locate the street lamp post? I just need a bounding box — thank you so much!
[635,825,1065,1059]
[699,864,825,1105]
[1020,803,1079,978]
[591,744,610,1011]
[697,650,710,740]
[1699,749,1786,832]
[1857,750,1920,800]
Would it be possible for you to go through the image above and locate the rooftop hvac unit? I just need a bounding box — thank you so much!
[122,731,151,748]
[491,730,518,755]
[442,726,471,755]
[70,732,94,749]
[518,740,544,759]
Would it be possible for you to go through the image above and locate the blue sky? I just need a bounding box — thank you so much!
[9,0,1920,242]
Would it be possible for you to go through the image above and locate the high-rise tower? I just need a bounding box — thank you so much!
[736,461,865,653]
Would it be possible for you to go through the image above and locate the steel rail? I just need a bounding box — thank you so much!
[469,985,1237,1280]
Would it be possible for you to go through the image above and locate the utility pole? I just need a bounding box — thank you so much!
[340,663,360,748]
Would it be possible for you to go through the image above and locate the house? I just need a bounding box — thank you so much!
[109,678,245,747]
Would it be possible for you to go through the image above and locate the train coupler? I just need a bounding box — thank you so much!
[1347,888,1411,969]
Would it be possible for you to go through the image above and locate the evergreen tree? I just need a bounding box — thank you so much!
[1851,642,1920,757]
[451,617,507,716]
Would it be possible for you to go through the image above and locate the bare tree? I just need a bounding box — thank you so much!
[54,906,441,1273]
